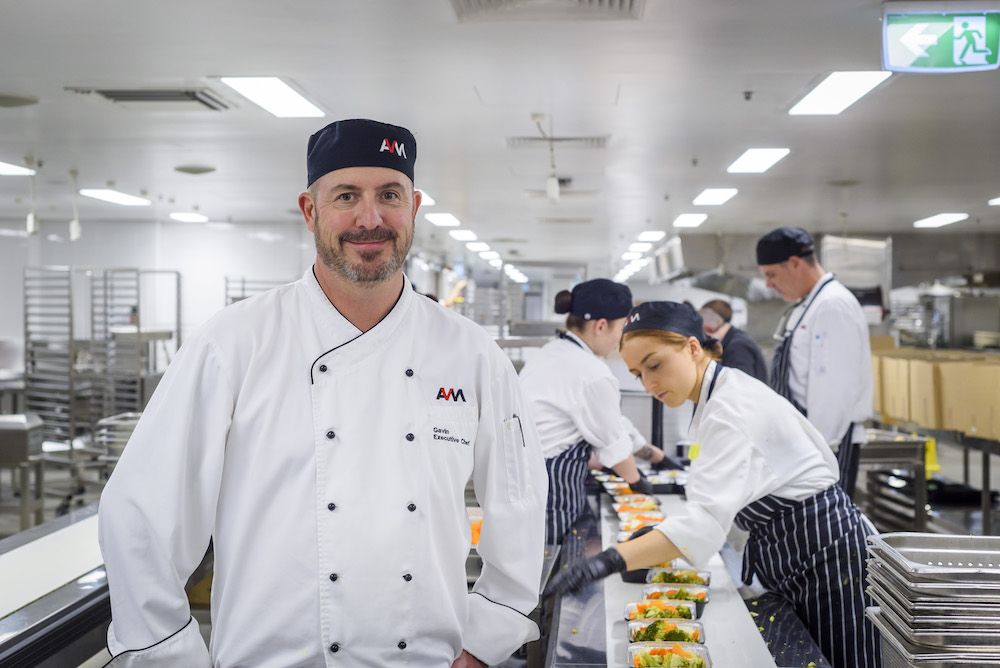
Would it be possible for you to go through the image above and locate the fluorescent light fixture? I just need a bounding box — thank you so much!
[219,77,324,118]
[628,242,652,252]
[449,229,477,241]
[693,188,738,206]
[80,189,151,206]
[479,251,500,260]
[637,230,666,242]
[621,251,642,260]
[989,197,1000,206]
[727,149,790,174]
[466,242,490,252]
[418,191,435,206]
[673,213,708,228]
[0,161,35,176]
[789,71,891,116]
[488,259,503,268]
[170,212,209,223]
[425,213,461,227]
[913,213,968,229]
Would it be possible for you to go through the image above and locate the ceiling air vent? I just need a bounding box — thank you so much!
[450,0,644,21]
[507,135,607,149]
[66,87,229,111]
[537,216,593,224]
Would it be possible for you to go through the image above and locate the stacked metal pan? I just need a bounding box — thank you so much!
[865,532,1000,667]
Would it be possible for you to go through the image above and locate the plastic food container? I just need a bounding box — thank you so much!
[615,500,660,514]
[615,494,658,505]
[642,583,709,603]
[626,641,712,667]
[645,567,708,585]
[627,619,706,644]
[623,599,698,621]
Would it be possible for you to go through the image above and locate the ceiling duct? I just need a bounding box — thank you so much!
[507,136,607,149]
[66,87,229,111]
[450,0,644,21]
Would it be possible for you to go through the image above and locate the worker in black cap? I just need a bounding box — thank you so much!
[100,119,547,668]
[518,279,669,544]
[756,226,873,498]
[543,301,880,668]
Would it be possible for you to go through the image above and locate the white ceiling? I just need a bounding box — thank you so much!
[1,0,998,276]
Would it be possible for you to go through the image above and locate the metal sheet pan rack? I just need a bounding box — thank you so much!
[866,532,1000,667]
[224,276,292,305]
[856,428,932,532]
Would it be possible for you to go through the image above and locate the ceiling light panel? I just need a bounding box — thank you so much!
[418,191,435,205]
[789,71,892,115]
[989,197,1000,206]
[628,242,652,252]
[425,213,461,227]
[449,229,477,241]
[912,213,968,228]
[0,161,35,176]
[479,250,500,260]
[170,212,209,223]
[693,188,738,205]
[466,242,490,252]
[220,77,324,118]
[673,213,708,228]
[637,231,666,242]
[727,149,790,174]
[622,252,642,260]
[80,189,151,206]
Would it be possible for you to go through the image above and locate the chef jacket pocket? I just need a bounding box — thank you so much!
[501,414,528,502]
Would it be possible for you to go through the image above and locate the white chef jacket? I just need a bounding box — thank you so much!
[518,331,644,466]
[781,273,873,446]
[656,361,839,568]
[98,267,548,668]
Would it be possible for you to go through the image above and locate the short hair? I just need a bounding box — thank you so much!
[700,299,732,323]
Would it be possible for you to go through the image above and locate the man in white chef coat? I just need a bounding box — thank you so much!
[756,226,873,496]
[98,118,548,667]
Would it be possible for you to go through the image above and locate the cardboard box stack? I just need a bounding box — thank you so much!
[871,343,1000,439]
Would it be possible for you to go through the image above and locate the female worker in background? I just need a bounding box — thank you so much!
[544,301,879,668]
[518,279,665,544]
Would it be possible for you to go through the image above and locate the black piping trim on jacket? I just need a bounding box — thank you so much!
[101,616,195,666]
[307,267,405,384]
[470,591,533,621]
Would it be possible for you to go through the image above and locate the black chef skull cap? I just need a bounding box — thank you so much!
[307,118,416,187]
[558,279,633,321]
[623,301,711,346]
[756,226,815,265]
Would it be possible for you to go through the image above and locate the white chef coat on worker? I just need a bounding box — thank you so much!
[518,330,643,465]
[781,273,873,446]
[98,267,548,668]
[655,362,839,569]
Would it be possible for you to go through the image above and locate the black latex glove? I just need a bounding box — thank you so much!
[543,547,627,598]
[651,454,687,471]
[627,525,656,541]
[628,469,655,496]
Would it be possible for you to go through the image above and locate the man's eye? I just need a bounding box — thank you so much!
[382,191,399,201]
[337,193,355,202]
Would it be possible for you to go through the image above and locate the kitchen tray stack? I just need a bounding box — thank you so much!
[865,532,1000,667]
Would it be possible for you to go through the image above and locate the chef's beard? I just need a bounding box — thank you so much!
[316,224,413,284]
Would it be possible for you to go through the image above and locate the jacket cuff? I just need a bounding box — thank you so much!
[463,592,539,665]
[106,616,211,667]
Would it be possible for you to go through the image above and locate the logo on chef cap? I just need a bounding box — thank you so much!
[306,118,416,187]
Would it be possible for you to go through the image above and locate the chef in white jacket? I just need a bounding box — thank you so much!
[517,279,660,544]
[98,118,548,668]
[756,226,873,496]
[544,302,879,668]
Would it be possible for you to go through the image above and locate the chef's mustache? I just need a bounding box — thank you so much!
[339,228,398,244]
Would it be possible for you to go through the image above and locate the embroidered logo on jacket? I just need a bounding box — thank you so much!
[437,387,466,402]
[379,138,406,158]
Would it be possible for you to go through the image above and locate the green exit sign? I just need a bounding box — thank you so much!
[883,3,1000,72]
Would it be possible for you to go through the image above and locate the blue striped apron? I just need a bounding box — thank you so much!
[733,489,880,668]
[544,439,593,544]
[769,277,859,496]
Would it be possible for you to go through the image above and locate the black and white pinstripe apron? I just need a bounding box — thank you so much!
[544,439,592,544]
[733,488,880,668]
[769,277,860,496]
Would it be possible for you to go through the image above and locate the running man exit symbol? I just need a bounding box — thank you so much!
[954,16,991,65]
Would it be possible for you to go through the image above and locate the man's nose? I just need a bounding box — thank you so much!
[356,197,383,229]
